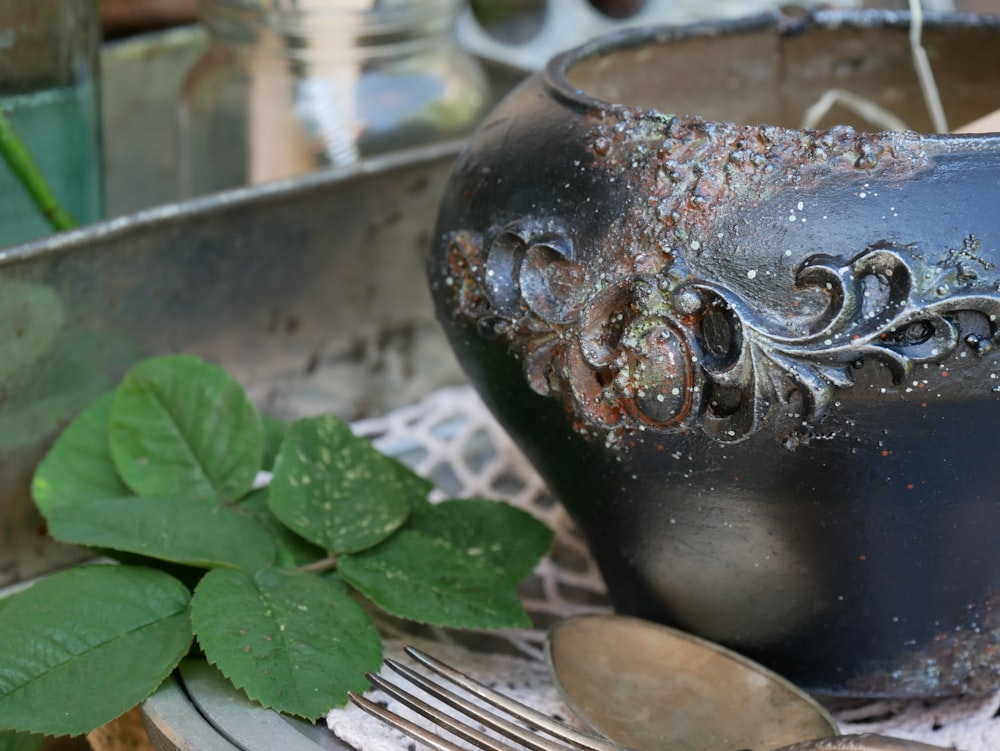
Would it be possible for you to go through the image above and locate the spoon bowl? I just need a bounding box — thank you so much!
[546,613,838,751]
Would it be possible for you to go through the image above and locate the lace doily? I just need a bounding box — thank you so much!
[327,386,1000,751]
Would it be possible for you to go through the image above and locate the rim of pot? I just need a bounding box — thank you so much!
[543,8,1000,150]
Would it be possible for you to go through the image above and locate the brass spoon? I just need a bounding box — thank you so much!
[545,613,953,751]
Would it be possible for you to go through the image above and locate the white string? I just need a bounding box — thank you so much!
[800,88,911,132]
[909,0,949,133]
[800,1,951,134]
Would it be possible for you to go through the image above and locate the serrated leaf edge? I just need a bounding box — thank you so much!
[191,569,378,719]
[340,531,533,630]
[0,574,192,736]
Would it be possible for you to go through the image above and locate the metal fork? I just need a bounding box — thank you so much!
[346,647,950,751]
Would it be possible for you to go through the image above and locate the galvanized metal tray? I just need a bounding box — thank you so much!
[0,141,467,586]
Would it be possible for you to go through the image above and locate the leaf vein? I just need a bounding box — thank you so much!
[140,376,216,494]
[0,605,189,702]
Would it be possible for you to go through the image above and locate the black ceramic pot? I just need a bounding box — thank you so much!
[428,10,1000,697]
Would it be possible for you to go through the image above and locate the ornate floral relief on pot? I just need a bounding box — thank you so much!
[442,114,1000,445]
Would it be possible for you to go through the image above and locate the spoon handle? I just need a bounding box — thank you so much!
[771,733,957,751]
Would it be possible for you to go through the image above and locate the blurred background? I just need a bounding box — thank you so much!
[98,0,1000,218]
[2,0,998,245]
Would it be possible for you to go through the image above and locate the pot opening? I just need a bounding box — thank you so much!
[556,11,1000,135]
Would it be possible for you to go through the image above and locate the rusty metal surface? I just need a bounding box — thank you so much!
[442,119,956,444]
[428,11,1000,696]
[0,143,466,587]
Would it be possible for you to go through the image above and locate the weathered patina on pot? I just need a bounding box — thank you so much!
[428,10,1000,697]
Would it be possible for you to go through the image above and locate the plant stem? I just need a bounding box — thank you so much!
[299,556,339,574]
[0,108,78,232]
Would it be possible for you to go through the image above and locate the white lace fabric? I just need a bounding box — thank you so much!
[327,386,1000,751]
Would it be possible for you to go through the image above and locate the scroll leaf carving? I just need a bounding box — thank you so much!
[445,224,1000,444]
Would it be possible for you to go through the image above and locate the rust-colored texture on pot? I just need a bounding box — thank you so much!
[429,11,1000,697]
[440,114,992,446]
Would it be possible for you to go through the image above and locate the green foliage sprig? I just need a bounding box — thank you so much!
[0,110,77,232]
[0,354,552,738]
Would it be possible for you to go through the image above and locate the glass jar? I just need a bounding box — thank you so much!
[0,0,104,247]
[178,0,490,197]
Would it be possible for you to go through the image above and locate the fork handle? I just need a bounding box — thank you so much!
[771,733,956,751]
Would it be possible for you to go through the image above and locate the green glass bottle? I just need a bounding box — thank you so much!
[0,1,104,247]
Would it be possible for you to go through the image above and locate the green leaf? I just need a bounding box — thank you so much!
[261,415,287,471]
[387,455,434,512]
[339,529,532,629]
[409,499,553,583]
[109,354,263,503]
[238,488,326,568]
[44,496,277,571]
[337,501,549,628]
[0,730,43,751]
[0,565,192,736]
[268,415,417,554]
[191,567,381,718]
[31,391,132,513]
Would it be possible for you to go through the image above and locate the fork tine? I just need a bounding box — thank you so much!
[360,671,524,751]
[376,659,579,751]
[401,647,622,751]
[348,647,627,751]
[348,688,513,751]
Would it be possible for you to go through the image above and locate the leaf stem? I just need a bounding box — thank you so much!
[0,108,78,232]
[299,556,339,574]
